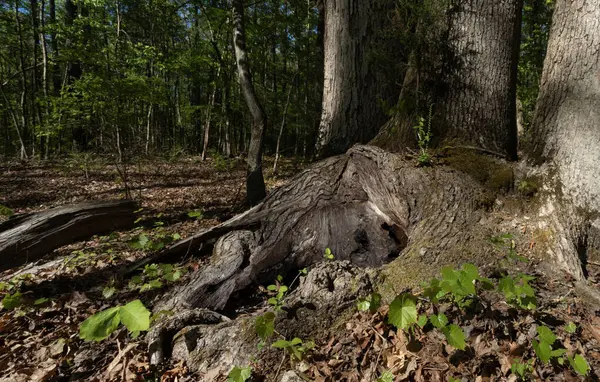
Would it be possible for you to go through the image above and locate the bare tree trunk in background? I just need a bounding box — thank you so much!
[316,0,399,157]
[201,68,219,161]
[39,0,50,159]
[232,0,266,205]
[273,79,294,174]
[15,0,29,160]
[439,0,522,159]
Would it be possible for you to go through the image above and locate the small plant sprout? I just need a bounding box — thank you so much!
[272,337,315,362]
[227,366,252,382]
[324,247,334,260]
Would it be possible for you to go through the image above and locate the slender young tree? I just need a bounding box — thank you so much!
[232,0,267,205]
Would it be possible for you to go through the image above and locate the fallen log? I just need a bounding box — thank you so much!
[0,200,137,272]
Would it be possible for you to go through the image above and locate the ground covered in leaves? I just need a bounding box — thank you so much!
[0,155,303,381]
[1,156,600,382]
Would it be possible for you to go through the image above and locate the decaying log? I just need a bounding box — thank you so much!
[0,200,137,271]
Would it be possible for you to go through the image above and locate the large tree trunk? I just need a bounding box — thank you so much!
[374,0,521,159]
[529,0,600,280]
[232,0,267,206]
[316,0,400,157]
[0,200,137,272]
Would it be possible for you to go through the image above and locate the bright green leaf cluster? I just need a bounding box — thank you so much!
[272,337,315,361]
[79,299,151,341]
[227,366,252,382]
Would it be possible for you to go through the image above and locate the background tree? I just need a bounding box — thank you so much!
[232,0,266,205]
[316,0,400,157]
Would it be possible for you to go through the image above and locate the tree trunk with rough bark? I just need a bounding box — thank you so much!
[528,0,600,280]
[316,0,400,157]
[232,0,267,205]
[374,0,522,159]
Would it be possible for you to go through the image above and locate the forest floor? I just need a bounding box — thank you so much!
[1,155,600,382]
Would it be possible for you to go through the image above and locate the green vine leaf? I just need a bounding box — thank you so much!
[388,294,417,330]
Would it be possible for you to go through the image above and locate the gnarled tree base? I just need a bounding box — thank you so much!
[148,145,595,376]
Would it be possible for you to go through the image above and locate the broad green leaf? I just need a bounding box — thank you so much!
[551,348,567,357]
[537,326,556,345]
[417,315,428,328]
[227,366,252,382]
[272,339,291,348]
[377,370,394,382]
[119,300,151,332]
[462,263,479,280]
[2,292,23,310]
[79,306,121,341]
[569,354,590,376]
[102,286,116,299]
[388,294,417,330]
[442,324,466,350]
[564,322,577,334]
[357,298,371,312]
[255,312,275,341]
[267,284,278,291]
[34,297,49,305]
[532,340,552,363]
[429,313,448,329]
[290,337,302,345]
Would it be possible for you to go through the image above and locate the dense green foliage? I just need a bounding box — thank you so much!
[0,0,321,160]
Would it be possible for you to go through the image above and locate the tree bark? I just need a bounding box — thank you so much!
[316,0,400,157]
[232,0,267,205]
[0,201,137,272]
[374,0,522,159]
[529,0,600,279]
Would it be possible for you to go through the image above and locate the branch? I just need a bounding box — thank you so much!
[0,63,44,88]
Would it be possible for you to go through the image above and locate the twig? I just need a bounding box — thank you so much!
[273,353,286,381]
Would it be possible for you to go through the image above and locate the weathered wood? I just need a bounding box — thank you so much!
[0,200,137,271]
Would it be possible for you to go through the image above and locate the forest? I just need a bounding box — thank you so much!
[1,0,600,381]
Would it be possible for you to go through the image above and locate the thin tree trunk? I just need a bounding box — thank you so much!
[232,0,266,205]
[202,68,219,161]
[273,78,294,174]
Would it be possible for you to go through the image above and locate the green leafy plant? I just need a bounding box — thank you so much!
[490,233,529,263]
[227,366,252,382]
[564,322,577,334]
[568,354,590,376]
[129,230,180,252]
[266,275,288,312]
[356,292,382,313]
[511,358,534,380]
[498,273,537,310]
[79,299,151,341]
[1,292,23,310]
[272,337,315,361]
[388,293,418,330]
[413,104,434,166]
[377,370,394,382]
[0,204,13,217]
[128,263,185,292]
[188,209,204,220]
[255,311,275,343]
[324,247,335,260]
[532,325,566,364]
